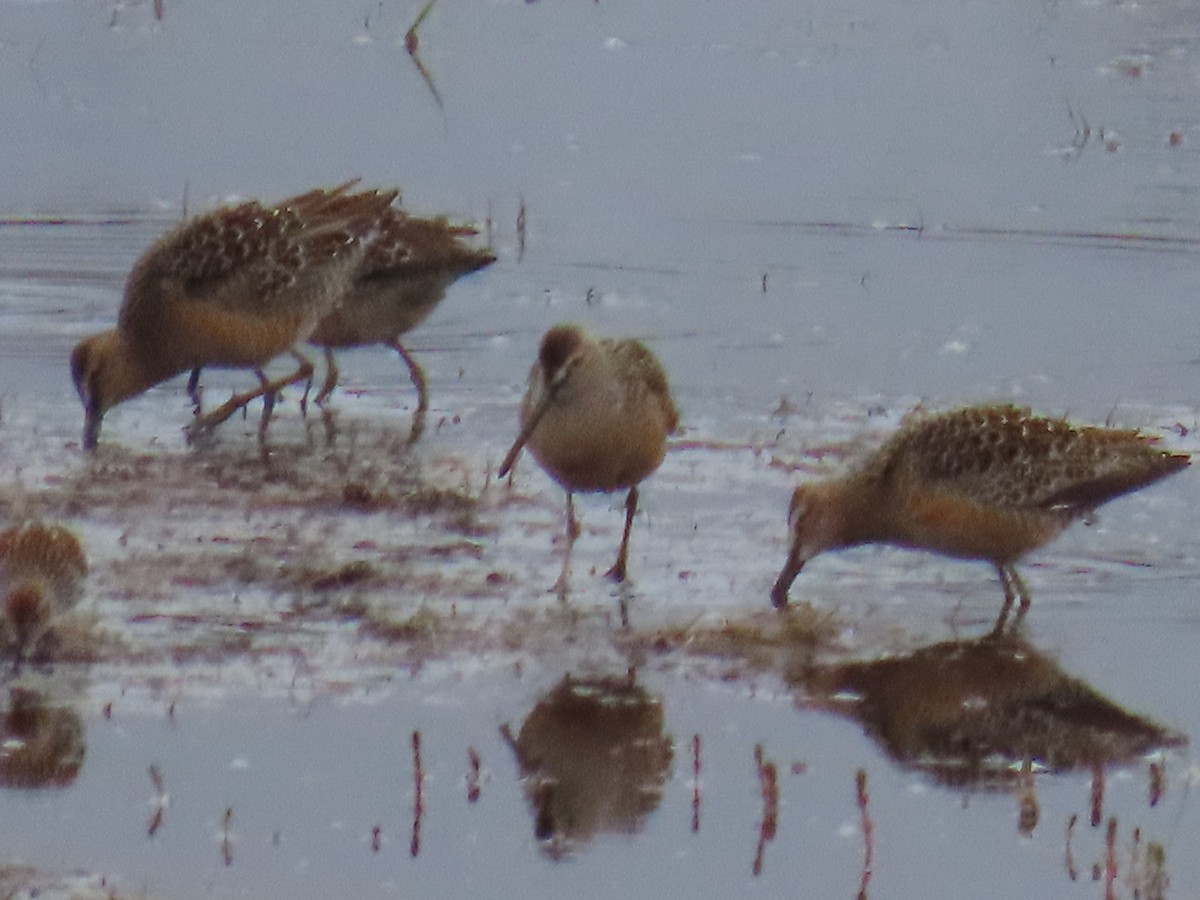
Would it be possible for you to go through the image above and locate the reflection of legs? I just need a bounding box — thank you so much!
[606,487,638,583]
[552,492,579,601]
[186,351,314,442]
[388,340,428,444]
[990,563,1031,636]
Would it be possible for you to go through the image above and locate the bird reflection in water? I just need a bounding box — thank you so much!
[794,634,1183,807]
[0,687,84,789]
[501,673,673,857]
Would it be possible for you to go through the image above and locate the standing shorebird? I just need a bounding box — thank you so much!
[771,405,1189,630]
[498,324,679,598]
[305,207,496,441]
[70,182,398,449]
[0,523,88,663]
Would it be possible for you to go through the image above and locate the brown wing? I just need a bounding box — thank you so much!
[0,523,87,608]
[877,405,1187,513]
[603,338,680,434]
[308,208,496,346]
[1037,428,1189,510]
[119,185,398,340]
[356,207,496,284]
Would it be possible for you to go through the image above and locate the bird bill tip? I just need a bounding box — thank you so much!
[81,411,101,451]
[770,558,805,609]
[497,439,523,478]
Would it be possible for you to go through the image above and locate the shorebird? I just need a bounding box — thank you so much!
[70,182,398,449]
[771,404,1189,630]
[305,208,496,440]
[0,523,87,662]
[498,324,678,598]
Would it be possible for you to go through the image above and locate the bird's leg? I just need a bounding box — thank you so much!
[605,486,639,583]
[552,492,578,601]
[566,494,581,542]
[186,351,315,443]
[294,353,313,419]
[319,402,339,447]
[187,367,203,416]
[1009,566,1033,628]
[305,349,341,446]
[271,351,317,428]
[257,369,275,443]
[990,564,1016,637]
[313,347,340,409]
[990,563,1030,636]
[388,340,428,444]
[1011,566,1032,611]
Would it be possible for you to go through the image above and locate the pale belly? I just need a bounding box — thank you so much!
[526,404,669,494]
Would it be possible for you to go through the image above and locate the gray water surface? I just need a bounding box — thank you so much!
[2,0,1200,897]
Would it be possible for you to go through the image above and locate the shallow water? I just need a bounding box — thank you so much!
[2,0,1200,897]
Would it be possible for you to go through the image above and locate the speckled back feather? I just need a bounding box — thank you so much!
[598,338,680,433]
[357,208,495,282]
[0,523,87,611]
[119,184,398,338]
[862,405,1189,512]
[306,208,494,349]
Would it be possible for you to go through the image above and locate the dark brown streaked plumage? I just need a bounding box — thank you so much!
[70,182,398,449]
[771,404,1189,630]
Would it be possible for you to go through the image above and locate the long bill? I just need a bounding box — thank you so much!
[82,402,102,451]
[497,390,555,478]
[769,543,805,609]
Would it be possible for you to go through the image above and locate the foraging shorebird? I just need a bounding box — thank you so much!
[771,404,1189,630]
[498,324,678,597]
[70,182,398,449]
[306,208,496,440]
[0,523,87,662]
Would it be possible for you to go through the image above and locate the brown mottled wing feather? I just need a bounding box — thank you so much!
[879,405,1187,512]
[1038,430,1189,510]
[284,179,370,215]
[356,208,496,284]
[119,186,397,340]
[306,208,495,346]
[0,523,87,610]
[602,338,680,433]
